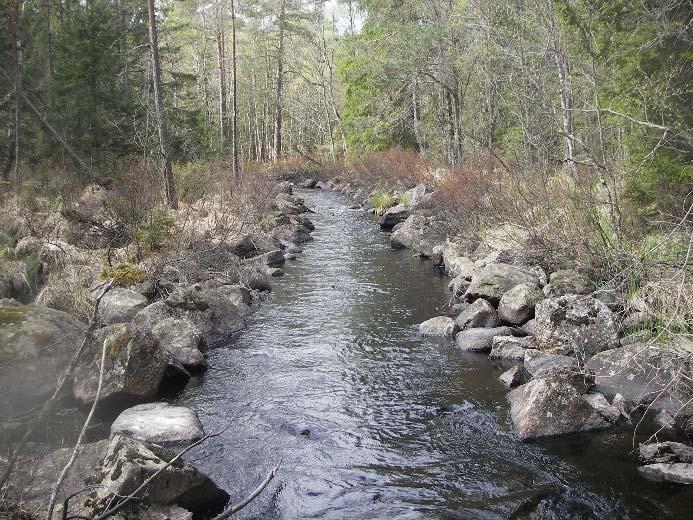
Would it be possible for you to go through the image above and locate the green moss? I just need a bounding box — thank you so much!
[0,305,28,325]
[101,263,145,285]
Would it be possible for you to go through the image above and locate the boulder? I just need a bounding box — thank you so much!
[111,403,204,444]
[522,318,537,335]
[584,339,693,417]
[0,300,86,418]
[455,298,500,330]
[73,323,168,406]
[271,223,313,244]
[300,178,318,188]
[86,434,229,516]
[227,233,257,258]
[523,349,578,377]
[638,463,693,484]
[543,269,594,297]
[489,336,535,363]
[639,442,693,484]
[534,295,619,361]
[498,283,543,325]
[442,245,477,279]
[464,263,540,305]
[499,366,524,388]
[583,392,622,423]
[507,366,611,440]
[419,316,459,337]
[390,214,426,249]
[99,287,149,324]
[380,204,410,229]
[448,275,471,299]
[455,326,514,352]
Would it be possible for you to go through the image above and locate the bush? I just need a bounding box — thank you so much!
[101,263,145,285]
[136,209,175,253]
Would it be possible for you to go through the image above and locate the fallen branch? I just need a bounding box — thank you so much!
[211,464,280,519]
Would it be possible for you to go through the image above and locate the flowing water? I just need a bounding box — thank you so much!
[178,189,692,519]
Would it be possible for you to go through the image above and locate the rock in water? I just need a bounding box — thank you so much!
[99,287,149,324]
[0,300,86,418]
[534,295,619,361]
[639,442,693,484]
[86,434,229,517]
[455,298,500,330]
[499,366,524,388]
[464,263,540,305]
[380,204,410,229]
[455,326,514,352]
[419,316,459,337]
[73,323,168,406]
[507,367,611,440]
[498,283,543,325]
[111,402,204,444]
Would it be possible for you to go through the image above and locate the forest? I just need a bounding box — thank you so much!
[0,0,692,519]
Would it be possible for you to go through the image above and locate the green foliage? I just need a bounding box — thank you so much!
[136,209,176,252]
[370,191,396,213]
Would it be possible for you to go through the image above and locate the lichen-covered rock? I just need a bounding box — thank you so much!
[523,349,578,377]
[583,392,622,423]
[455,298,500,330]
[380,204,410,229]
[543,269,594,297]
[73,323,167,406]
[464,263,540,305]
[390,214,426,249]
[585,339,693,417]
[507,367,610,440]
[498,283,543,325]
[99,287,148,324]
[419,316,459,337]
[85,434,229,516]
[0,300,86,418]
[534,295,619,361]
[455,326,514,352]
[639,442,693,484]
[111,403,204,444]
[489,336,535,363]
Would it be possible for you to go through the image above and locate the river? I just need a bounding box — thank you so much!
[178,189,691,519]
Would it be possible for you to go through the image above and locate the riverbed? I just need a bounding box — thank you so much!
[178,189,691,519]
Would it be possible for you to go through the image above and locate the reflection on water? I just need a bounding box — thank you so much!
[178,189,691,519]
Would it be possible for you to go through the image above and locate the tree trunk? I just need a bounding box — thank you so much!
[230,0,240,176]
[147,0,178,208]
[273,0,286,162]
[216,3,227,155]
[10,0,21,191]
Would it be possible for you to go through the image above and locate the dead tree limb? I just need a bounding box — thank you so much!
[210,464,279,519]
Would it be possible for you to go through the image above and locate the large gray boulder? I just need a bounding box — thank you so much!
[464,263,540,305]
[73,323,168,406]
[455,326,514,352]
[86,434,229,516]
[507,367,612,440]
[498,283,543,325]
[534,295,619,361]
[390,214,426,249]
[0,300,86,418]
[448,275,471,299]
[455,298,500,330]
[489,336,535,363]
[585,339,693,417]
[99,287,149,324]
[380,204,410,229]
[419,316,459,337]
[543,269,594,297]
[111,403,204,444]
[271,223,313,244]
[442,245,477,279]
[639,442,693,484]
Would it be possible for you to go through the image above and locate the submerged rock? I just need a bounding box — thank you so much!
[534,295,619,361]
[419,316,459,337]
[111,402,204,444]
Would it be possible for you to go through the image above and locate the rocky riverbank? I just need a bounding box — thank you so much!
[0,180,317,519]
[318,176,693,486]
